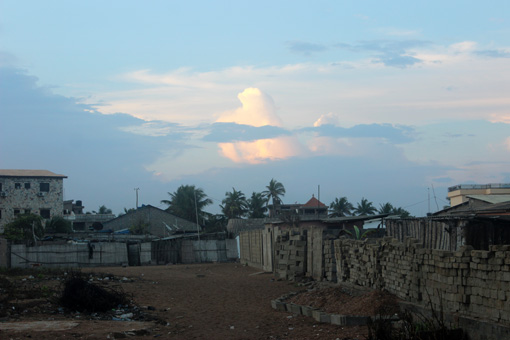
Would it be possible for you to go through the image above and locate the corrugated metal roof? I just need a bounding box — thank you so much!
[0,169,67,178]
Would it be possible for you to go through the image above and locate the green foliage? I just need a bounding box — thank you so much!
[343,225,378,240]
[329,197,354,217]
[203,213,228,233]
[354,197,377,216]
[129,220,149,235]
[247,192,268,218]
[118,207,136,217]
[161,185,212,222]
[45,216,72,234]
[97,205,113,214]
[262,178,286,217]
[221,188,248,219]
[2,213,45,245]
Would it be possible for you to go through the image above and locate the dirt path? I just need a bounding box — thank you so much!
[1,263,369,339]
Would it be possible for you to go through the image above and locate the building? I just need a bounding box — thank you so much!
[447,183,510,207]
[103,205,199,237]
[268,195,329,217]
[0,170,67,232]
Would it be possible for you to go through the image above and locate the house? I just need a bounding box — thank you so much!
[0,170,67,232]
[268,195,328,217]
[447,183,510,207]
[102,205,199,237]
[433,194,510,216]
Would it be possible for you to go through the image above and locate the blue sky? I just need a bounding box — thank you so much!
[1,1,509,216]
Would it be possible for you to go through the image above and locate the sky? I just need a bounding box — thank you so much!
[1,1,509,217]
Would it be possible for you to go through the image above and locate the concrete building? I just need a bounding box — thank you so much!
[268,195,328,217]
[0,170,67,232]
[447,183,510,207]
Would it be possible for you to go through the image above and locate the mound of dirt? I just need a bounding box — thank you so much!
[288,285,400,316]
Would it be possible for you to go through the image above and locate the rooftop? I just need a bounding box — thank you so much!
[0,169,67,178]
[448,183,510,192]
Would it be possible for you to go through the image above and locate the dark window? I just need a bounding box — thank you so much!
[15,183,21,189]
[40,209,51,219]
[25,183,31,189]
[0,183,3,191]
[25,209,31,214]
[40,183,50,192]
[0,210,2,219]
[14,209,20,215]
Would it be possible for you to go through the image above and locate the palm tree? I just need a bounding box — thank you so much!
[161,185,212,222]
[392,207,411,218]
[354,197,377,216]
[378,202,394,214]
[247,192,268,218]
[220,188,248,219]
[262,179,286,217]
[329,197,354,217]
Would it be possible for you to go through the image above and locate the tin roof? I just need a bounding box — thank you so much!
[0,169,67,178]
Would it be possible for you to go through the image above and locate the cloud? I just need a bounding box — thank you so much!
[203,122,289,143]
[304,123,414,144]
[476,49,510,58]
[334,39,430,67]
[216,88,283,127]
[505,137,510,151]
[314,112,340,127]
[218,136,304,164]
[286,41,328,55]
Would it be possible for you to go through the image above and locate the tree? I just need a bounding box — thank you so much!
[391,207,411,218]
[262,179,286,217]
[378,202,394,214]
[45,216,72,234]
[354,197,377,216]
[329,197,354,217]
[118,207,136,217]
[161,184,212,222]
[95,205,112,214]
[2,213,45,245]
[247,192,268,218]
[221,188,248,219]
[203,213,228,233]
[342,225,379,240]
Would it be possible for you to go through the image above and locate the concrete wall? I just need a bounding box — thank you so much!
[152,238,238,264]
[334,237,510,326]
[10,243,129,268]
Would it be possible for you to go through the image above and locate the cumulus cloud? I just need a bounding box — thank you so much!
[314,112,340,127]
[505,137,510,151]
[216,88,283,127]
[218,136,304,164]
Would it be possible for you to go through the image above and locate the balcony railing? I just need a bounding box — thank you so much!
[448,183,510,192]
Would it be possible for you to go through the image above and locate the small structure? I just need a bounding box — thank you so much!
[447,183,510,207]
[268,195,328,217]
[103,205,199,237]
[0,169,67,232]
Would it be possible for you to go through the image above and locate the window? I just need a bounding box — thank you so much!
[40,209,51,219]
[0,210,2,219]
[40,183,50,192]
[14,209,20,216]
[25,183,31,189]
[15,183,21,189]
[0,183,3,191]
[25,209,31,214]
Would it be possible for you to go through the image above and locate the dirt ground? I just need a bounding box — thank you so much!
[0,263,398,339]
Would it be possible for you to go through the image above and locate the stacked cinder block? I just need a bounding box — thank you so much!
[323,238,337,282]
[274,228,307,281]
[333,237,510,325]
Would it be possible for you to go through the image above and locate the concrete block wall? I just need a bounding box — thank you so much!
[239,229,263,269]
[334,237,510,325]
[323,238,337,282]
[274,228,307,281]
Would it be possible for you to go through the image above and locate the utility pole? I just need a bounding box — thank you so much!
[134,188,140,209]
[194,189,200,241]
